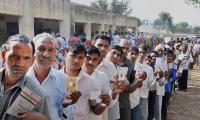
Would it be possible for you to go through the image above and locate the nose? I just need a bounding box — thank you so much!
[88,60,94,65]
[100,46,106,51]
[74,58,79,63]
[15,57,24,66]
[43,50,50,57]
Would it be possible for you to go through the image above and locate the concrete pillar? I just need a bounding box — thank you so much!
[18,0,34,38]
[60,0,71,38]
[84,23,91,39]
[111,25,116,33]
[125,26,129,32]
[100,24,105,32]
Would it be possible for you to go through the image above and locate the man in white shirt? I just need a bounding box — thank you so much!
[105,45,146,120]
[94,35,121,120]
[26,33,80,120]
[178,44,193,91]
[62,43,105,120]
[154,44,168,120]
[132,46,154,120]
[82,46,122,120]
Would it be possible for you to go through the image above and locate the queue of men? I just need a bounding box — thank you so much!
[0,32,197,120]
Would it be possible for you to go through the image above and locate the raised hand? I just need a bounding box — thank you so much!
[63,91,81,107]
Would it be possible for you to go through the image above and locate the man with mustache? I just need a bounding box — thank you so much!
[94,35,124,120]
[26,33,81,120]
[0,34,52,120]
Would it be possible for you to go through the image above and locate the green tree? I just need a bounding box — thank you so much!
[174,22,193,33]
[91,0,132,16]
[153,19,162,26]
[91,0,109,11]
[158,11,174,32]
[110,0,132,16]
[175,22,189,29]
[194,26,200,33]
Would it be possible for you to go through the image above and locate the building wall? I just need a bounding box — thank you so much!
[71,2,138,39]
[0,0,70,38]
[0,0,137,39]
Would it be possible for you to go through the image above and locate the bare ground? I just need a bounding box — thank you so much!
[167,67,200,120]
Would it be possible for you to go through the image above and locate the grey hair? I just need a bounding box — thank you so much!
[5,34,31,51]
[6,34,31,44]
[33,32,56,47]
[119,38,131,46]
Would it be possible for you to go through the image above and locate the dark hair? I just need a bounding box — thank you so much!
[6,34,34,55]
[129,47,139,54]
[94,34,111,45]
[111,45,123,56]
[138,45,147,52]
[150,51,158,55]
[86,46,101,57]
[145,54,152,60]
[66,43,86,56]
[30,41,35,55]
[164,50,173,55]
[81,38,87,43]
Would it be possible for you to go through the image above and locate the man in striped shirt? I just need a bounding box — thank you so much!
[0,34,52,120]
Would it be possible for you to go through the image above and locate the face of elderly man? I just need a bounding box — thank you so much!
[34,36,56,69]
[5,39,33,78]
[119,39,130,56]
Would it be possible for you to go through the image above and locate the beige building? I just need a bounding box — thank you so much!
[0,0,137,43]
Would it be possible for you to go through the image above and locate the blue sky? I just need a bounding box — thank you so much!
[72,0,200,26]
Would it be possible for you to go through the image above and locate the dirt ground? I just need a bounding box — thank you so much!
[167,67,200,120]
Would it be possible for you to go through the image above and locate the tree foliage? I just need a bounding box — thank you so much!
[153,19,162,26]
[157,11,174,33]
[91,0,109,11]
[185,0,200,7]
[175,22,189,29]
[110,0,132,16]
[91,0,132,16]
[194,26,200,33]
[159,12,173,27]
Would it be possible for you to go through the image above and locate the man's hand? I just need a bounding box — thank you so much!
[176,72,182,78]
[63,91,81,107]
[136,71,147,82]
[111,80,126,99]
[18,111,47,120]
[100,94,111,106]
[154,71,163,80]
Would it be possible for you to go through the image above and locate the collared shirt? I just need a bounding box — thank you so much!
[61,67,98,120]
[0,68,52,120]
[89,70,112,120]
[134,63,155,98]
[96,59,120,120]
[26,67,67,120]
[155,57,168,96]
[96,59,117,82]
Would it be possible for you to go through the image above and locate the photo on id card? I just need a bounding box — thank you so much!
[66,77,78,93]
